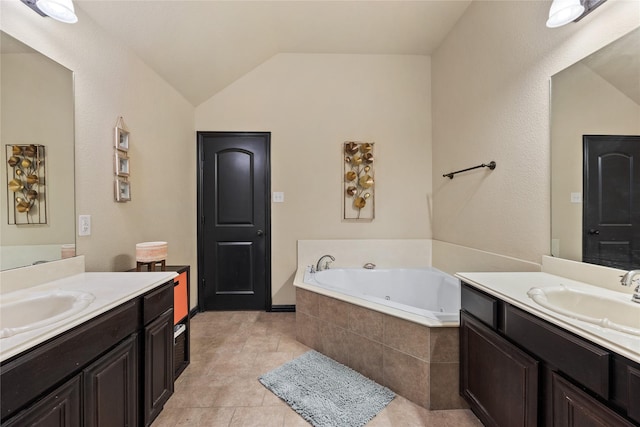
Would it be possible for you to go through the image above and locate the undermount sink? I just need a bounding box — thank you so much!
[0,290,95,339]
[527,285,640,336]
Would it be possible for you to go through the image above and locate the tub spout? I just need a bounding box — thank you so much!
[316,254,335,271]
[363,263,376,269]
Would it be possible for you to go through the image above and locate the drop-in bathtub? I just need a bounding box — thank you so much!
[300,266,461,325]
[293,265,465,409]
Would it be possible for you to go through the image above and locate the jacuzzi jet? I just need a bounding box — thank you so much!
[385,296,390,300]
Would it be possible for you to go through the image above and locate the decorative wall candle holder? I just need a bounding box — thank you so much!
[343,141,374,221]
[114,116,131,202]
[5,144,47,224]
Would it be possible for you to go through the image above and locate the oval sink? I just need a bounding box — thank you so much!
[0,290,95,338]
[527,286,640,336]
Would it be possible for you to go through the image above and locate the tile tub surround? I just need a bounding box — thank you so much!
[296,288,466,410]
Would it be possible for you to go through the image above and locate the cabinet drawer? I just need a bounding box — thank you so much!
[504,304,609,398]
[143,281,173,325]
[461,283,499,329]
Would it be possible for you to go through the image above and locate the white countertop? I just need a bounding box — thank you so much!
[456,272,640,364]
[0,271,177,362]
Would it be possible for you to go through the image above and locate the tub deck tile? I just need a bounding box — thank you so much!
[383,315,430,361]
[318,296,351,328]
[347,331,384,384]
[383,346,430,408]
[349,304,385,342]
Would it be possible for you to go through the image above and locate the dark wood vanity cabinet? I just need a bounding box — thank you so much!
[143,308,174,425]
[0,280,174,427]
[552,372,635,427]
[460,311,539,426]
[84,334,138,427]
[460,282,640,427]
[2,376,82,427]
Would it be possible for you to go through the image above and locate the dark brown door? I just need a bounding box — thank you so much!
[583,135,640,270]
[197,132,271,311]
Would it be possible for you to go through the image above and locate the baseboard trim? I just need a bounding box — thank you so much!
[189,307,200,318]
[270,305,296,313]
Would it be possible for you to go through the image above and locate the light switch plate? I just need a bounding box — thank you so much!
[570,192,582,203]
[79,215,91,236]
[273,192,285,203]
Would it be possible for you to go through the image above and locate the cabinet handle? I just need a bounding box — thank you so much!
[257,230,264,237]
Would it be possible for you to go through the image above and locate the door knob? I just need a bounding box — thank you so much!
[257,230,264,236]
[588,229,600,235]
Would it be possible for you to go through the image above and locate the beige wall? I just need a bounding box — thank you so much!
[551,62,640,261]
[196,53,432,305]
[1,3,197,305]
[4,0,638,309]
[432,0,640,265]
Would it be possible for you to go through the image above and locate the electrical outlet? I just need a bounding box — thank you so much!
[79,215,91,236]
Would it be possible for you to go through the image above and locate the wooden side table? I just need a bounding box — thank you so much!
[136,260,166,271]
[129,265,190,379]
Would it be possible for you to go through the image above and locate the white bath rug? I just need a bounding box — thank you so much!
[259,350,395,427]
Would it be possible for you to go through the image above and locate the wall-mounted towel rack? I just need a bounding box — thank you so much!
[443,161,496,179]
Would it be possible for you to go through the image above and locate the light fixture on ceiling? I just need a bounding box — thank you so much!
[546,0,608,28]
[20,0,78,24]
[546,0,585,27]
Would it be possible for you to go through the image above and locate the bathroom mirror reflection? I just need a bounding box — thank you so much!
[0,31,76,270]
[550,27,640,270]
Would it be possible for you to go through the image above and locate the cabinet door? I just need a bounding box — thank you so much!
[3,376,81,427]
[460,312,539,427]
[83,334,138,427]
[552,373,635,427]
[144,309,174,426]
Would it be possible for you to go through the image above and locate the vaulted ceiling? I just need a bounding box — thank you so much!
[581,27,640,105]
[76,1,473,106]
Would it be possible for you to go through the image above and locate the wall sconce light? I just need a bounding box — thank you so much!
[546,0,608,28]
[20,0,78,24]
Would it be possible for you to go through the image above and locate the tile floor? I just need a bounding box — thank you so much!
[152,311,483,427]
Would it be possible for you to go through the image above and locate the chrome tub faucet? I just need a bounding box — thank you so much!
[316,254,335,272]
[620,270,640,303]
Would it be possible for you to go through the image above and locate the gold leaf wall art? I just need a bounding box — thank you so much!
[5,144,47,224]
[343,141,374,221]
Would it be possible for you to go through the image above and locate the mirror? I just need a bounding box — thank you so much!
[0,31,75,270]
[551,27,640,270]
